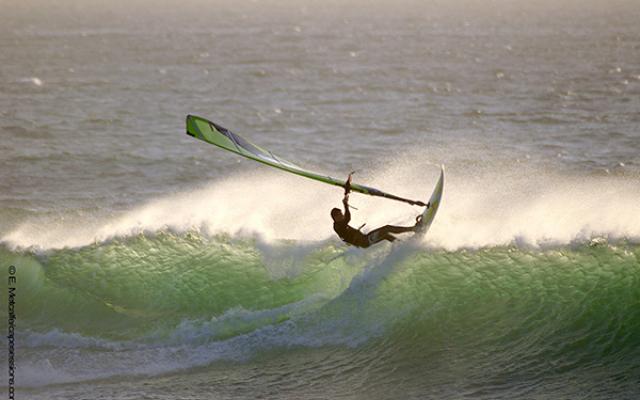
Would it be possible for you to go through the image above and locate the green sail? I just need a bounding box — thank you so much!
[186,115,425,206]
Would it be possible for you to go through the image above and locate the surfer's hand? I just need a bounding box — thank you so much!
[344,172,354,194]
[344,171,356,194]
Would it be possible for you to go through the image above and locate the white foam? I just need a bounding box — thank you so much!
[10,305,373,387]
[2,162,639,251]
[18,77,44,86]
[424,170,640,250]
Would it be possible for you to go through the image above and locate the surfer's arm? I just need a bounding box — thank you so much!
[342,193,351,223]
[344,172,353,195]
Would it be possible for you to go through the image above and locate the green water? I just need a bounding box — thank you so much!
[2,233,639,398]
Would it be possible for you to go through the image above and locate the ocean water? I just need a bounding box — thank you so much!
[1,0,640,398]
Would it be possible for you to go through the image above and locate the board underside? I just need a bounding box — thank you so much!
[415,165,444,236]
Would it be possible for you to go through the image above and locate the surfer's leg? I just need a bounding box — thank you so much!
[367,225,412,245]
[384,233,398,242]
[375,225,415,235]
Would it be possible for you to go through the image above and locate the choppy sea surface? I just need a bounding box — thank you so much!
[1,0,639,398]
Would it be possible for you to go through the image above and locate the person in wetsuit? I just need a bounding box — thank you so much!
[331,173,425,248]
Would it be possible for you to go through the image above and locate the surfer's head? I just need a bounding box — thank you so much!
[331,208,343,222]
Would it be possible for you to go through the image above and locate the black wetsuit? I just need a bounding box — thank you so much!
[333,196,417,248]
[333,196,370,247]
[333,223,370,247]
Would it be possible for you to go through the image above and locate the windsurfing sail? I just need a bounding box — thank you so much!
[186,115,426,206]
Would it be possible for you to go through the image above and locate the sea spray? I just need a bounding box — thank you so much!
[2,164,639,251]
